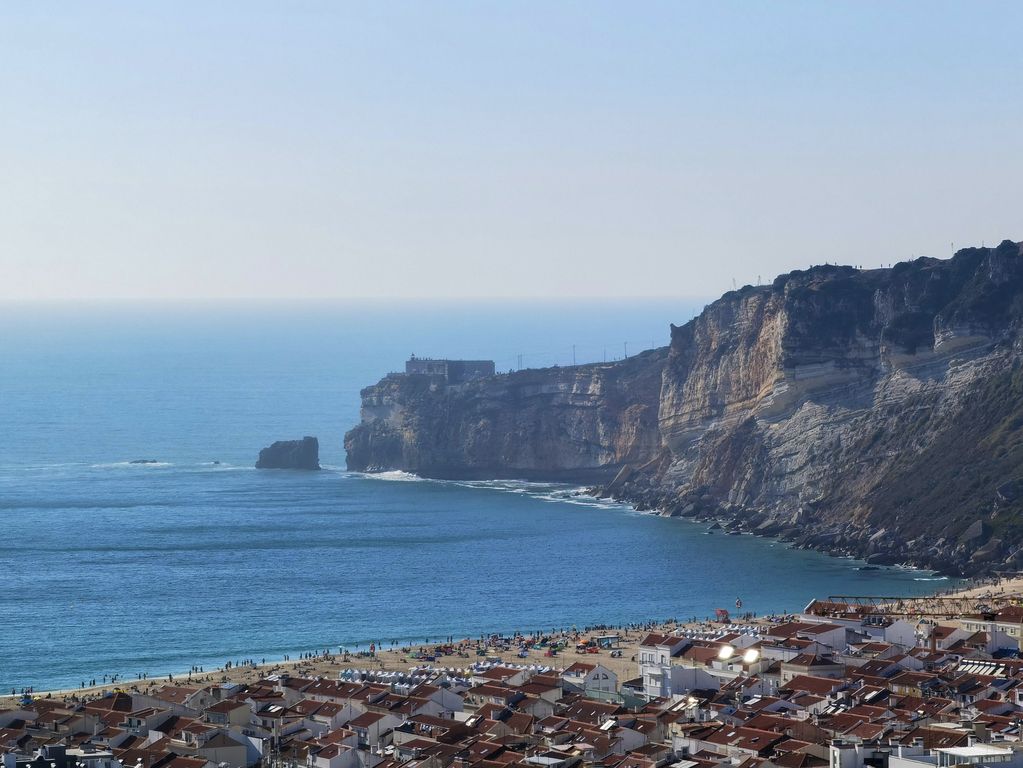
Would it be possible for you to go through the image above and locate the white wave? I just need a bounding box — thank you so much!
[90,460,259,472]
[547,495,632,510]
[914,576,949,581]
[355,470,641,515]
[93,461,173,468]
[359,470,424,482]
[457,478,547,491]
[8,462,85,471]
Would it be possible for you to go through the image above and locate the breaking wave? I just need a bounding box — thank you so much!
[92,461,174,468]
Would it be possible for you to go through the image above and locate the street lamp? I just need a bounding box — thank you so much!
[718,645,735,660]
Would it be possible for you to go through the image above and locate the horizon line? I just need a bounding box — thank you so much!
[0,294,711,305]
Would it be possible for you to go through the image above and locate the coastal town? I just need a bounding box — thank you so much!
[8,12,1023,768]
[9,584,1023,768]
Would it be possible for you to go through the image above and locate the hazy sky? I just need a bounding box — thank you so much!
[2,2,1020,300]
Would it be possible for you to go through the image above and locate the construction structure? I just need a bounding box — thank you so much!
[812,594,1015,618]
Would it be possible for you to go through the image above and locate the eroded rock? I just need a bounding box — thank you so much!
[257,436,320,470]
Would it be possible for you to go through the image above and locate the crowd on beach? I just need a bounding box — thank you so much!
[8,610,813,707]
[11,577,1023,768]
[12,572,1023,707]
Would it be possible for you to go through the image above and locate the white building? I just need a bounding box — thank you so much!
[638,632,690,699]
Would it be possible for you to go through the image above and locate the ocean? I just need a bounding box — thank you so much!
[0,301,947,692]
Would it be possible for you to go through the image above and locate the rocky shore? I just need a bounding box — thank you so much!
[346,241,1023,577]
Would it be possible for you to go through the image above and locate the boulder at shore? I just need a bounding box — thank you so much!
[256,436,321,470]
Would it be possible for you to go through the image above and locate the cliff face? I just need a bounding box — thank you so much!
[345,240,1023,575]
[345,347,665,482]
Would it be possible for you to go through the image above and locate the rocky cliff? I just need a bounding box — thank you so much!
[346,348,665,482]
[257,436,321,470]
[345,240,1023,575]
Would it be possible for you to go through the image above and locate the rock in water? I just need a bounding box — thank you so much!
[256,436,320,470]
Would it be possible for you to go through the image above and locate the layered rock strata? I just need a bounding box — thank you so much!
[346,241,1023,575]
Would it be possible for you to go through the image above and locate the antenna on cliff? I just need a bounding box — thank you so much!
[517,353,523,370]
[624,342,629,359]
[572,345,576,366]
[603,347,607,363]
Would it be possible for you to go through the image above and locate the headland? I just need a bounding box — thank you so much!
[347,241,1023,577]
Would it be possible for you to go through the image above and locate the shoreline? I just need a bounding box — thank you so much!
[7,572,1021,708]
[3,618,695,706]
[367,471,969,579]
[0,472,952,702]
[371,470,961,579]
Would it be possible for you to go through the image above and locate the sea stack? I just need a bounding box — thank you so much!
[256,436,321,470]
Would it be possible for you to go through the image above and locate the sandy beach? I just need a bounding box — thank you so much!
[7,573,1023,709]
[0,619,726,708]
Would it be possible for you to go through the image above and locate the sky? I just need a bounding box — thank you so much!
[1,1,1021,301]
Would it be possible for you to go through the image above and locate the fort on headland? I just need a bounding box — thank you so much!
[347,241,1023,577]
[404,355,495,384]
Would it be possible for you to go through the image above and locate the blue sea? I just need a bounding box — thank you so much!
[0,301,948,692]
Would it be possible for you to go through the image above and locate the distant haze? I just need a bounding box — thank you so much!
[1,2,1021,301]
